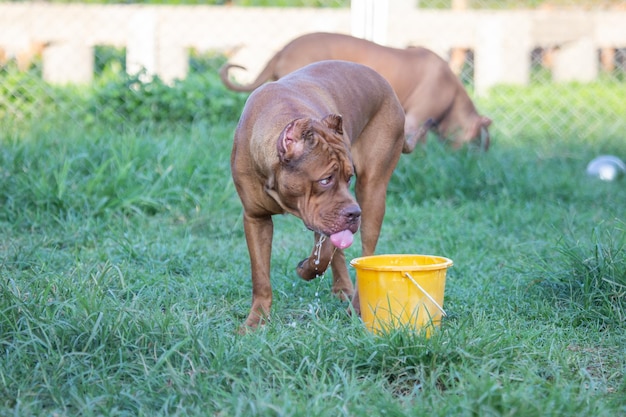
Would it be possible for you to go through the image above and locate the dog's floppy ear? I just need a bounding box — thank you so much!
[278,118,310,163]
[322,113,343,135]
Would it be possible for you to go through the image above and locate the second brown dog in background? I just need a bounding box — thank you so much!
[221,32,492,151]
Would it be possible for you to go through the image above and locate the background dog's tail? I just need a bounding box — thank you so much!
[219,54,280,92]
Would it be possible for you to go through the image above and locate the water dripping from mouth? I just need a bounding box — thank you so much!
[314,235,326,266]
[309,234,339,303]
[312,234,337,280]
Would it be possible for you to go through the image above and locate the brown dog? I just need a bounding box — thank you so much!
[231,60,405,331]
[221,32,492,151]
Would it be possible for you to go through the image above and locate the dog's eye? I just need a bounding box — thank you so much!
[318,176,332,186]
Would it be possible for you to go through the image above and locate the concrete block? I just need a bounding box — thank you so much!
[553,37,598,82]
[351,0,388,45]
[158,43,188,83]
[126,9,157,80]
[474,14,531,95]
[42,42,93,84]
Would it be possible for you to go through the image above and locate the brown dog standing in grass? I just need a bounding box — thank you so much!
[231,60,405,331]
[222,32,492,151]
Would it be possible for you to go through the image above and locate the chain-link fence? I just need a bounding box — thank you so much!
[1,0,625,144]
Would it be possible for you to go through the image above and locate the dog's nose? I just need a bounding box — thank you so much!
[344,204,362,221]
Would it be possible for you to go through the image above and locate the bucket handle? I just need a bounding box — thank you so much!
[403,272,447,317]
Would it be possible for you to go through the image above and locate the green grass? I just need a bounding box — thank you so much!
[1,81,626,416]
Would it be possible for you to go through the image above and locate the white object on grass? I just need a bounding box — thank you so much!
[586,155,626,181]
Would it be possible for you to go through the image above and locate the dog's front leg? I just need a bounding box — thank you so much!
[328,249,355,302]
[242,213,274,331]
[350,175,395,316]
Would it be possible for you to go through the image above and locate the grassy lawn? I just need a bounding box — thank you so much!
[1,77,625,416]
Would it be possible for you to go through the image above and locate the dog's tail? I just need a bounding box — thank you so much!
[219,54,280,92]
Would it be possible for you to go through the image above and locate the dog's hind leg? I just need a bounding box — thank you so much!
[403,116,434,153]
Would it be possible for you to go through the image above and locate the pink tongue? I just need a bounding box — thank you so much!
[330,230,354,249]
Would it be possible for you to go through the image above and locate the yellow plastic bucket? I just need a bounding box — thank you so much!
[350,254,453,335]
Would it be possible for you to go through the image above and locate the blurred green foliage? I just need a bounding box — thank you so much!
[0,48,247,128]
[88,49,247,126]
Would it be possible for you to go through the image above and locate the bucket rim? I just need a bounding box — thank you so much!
[350,254,453,271]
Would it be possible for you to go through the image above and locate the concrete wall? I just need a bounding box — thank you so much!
[1,3,625,95]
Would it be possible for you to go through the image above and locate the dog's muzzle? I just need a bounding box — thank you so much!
[340,204,361,233]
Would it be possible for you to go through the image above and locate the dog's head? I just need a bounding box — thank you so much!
[266,114,361,241]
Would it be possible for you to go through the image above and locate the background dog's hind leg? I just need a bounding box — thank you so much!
[403,116,434,153]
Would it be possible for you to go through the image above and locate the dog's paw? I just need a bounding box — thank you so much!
[348,293,361,317]
[345,301,361,318]
[238,316,269,334]
[237,324,253,335]
[331,285,354,302]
